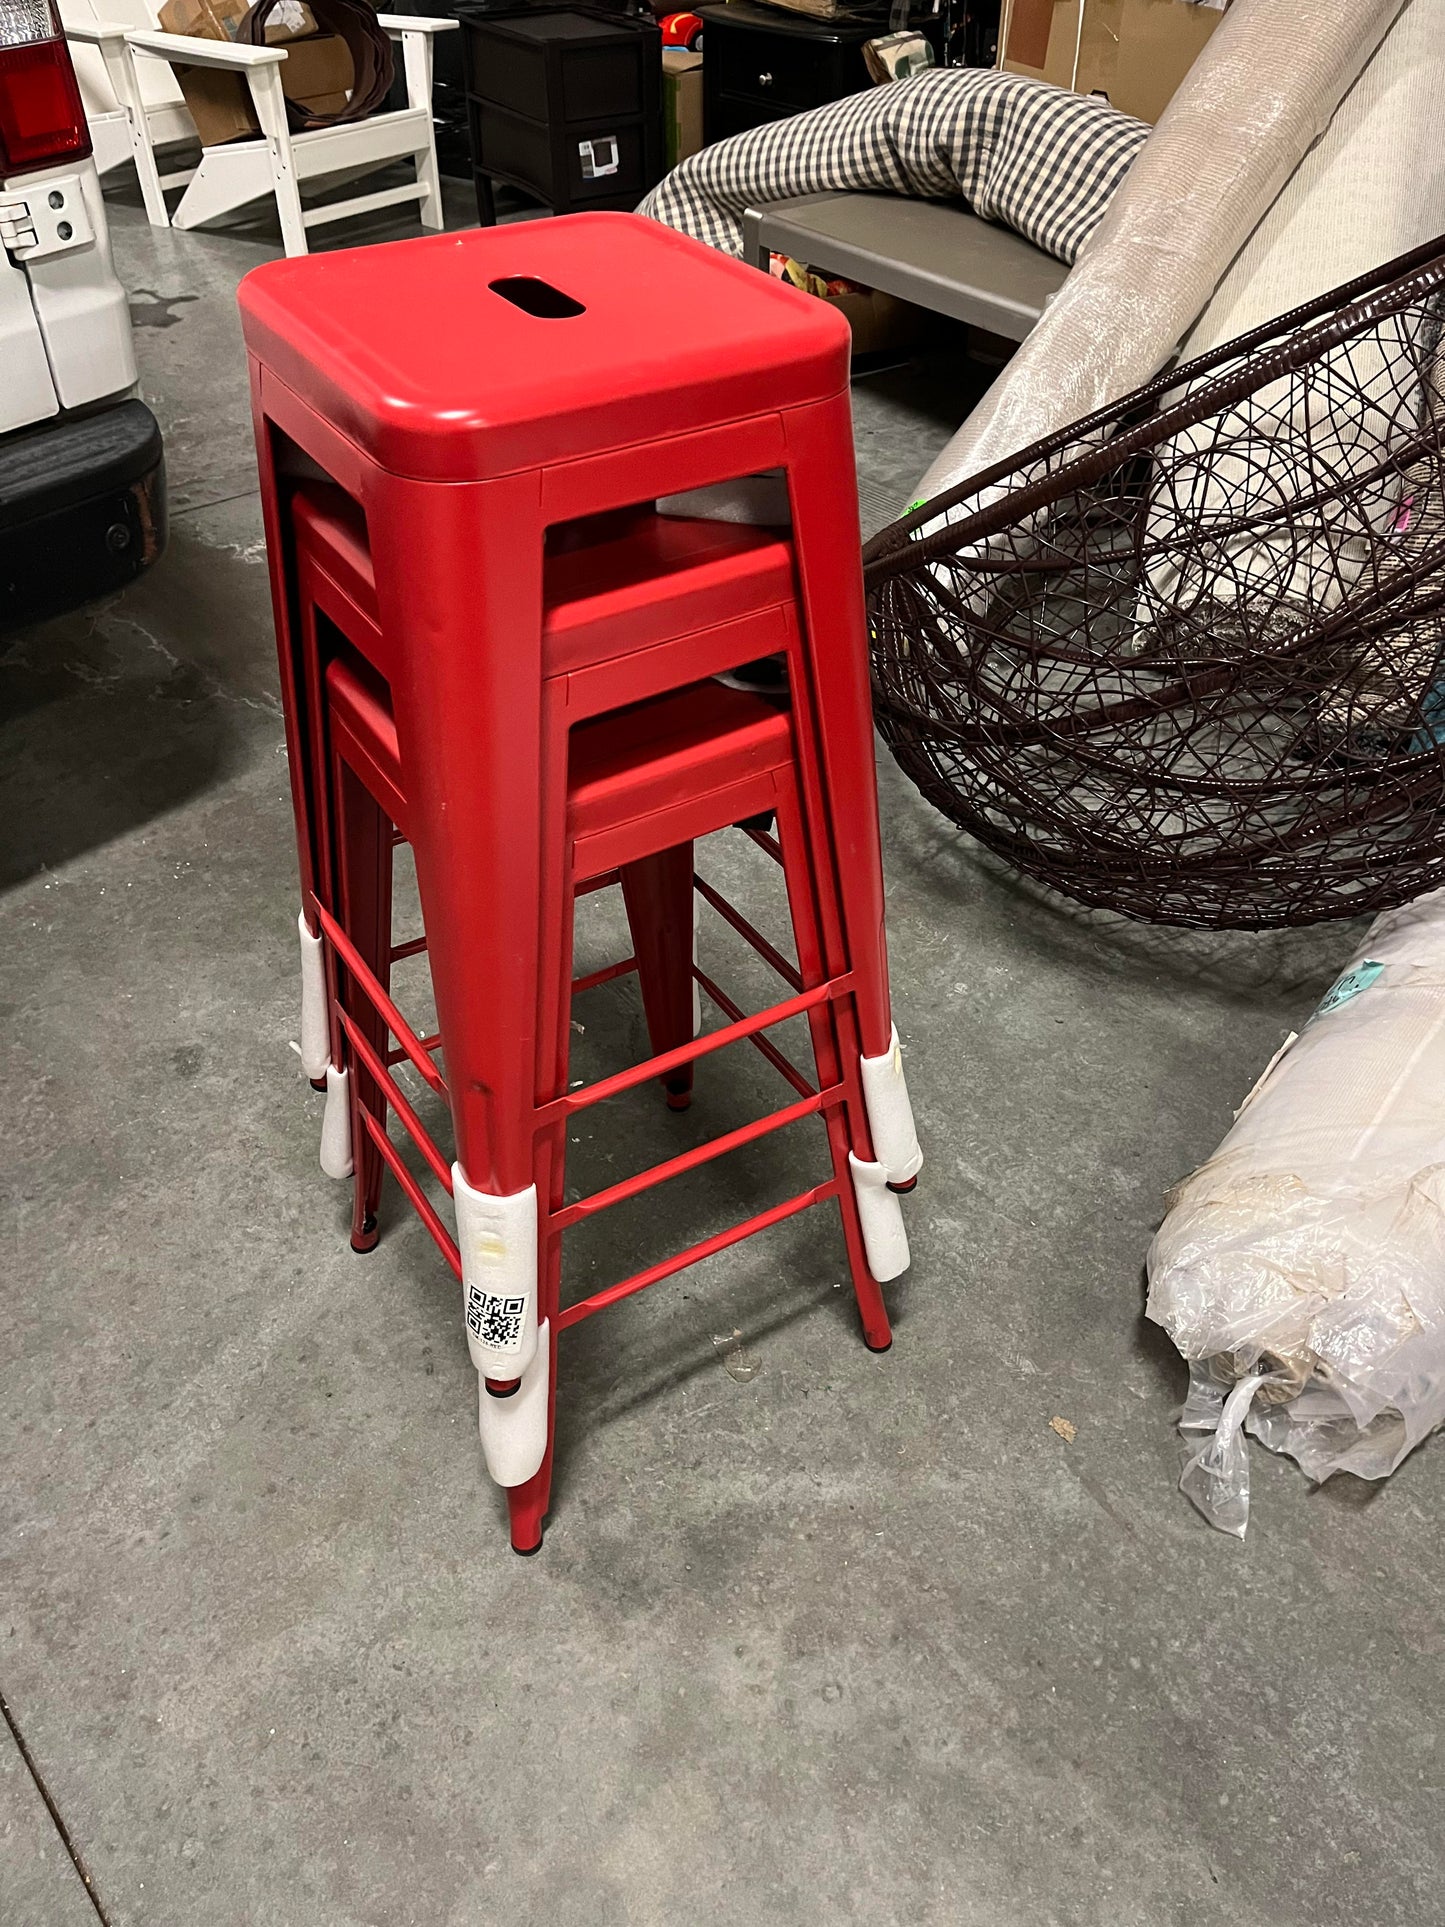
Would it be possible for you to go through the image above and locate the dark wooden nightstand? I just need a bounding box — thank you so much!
[461,7,664,223]
[697,2,940,147]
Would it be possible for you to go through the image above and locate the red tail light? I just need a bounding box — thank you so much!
[0,0,91,177]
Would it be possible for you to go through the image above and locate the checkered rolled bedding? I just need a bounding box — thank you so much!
[637,68,1149,264]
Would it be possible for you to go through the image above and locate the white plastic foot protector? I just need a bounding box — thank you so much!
[860,1026,923,1188]
[477,1320,551,1487]
[849,1153,911,1283]
[298,912,330,1082]
[319,1064,353,1180]
[453,1166,540,1380]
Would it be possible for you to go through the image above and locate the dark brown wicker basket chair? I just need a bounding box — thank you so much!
[864,236,1445,928]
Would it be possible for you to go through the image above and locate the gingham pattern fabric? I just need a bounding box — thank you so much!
[638,68,1149,263]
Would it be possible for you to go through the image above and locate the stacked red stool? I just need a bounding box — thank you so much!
[240,214,922,1552]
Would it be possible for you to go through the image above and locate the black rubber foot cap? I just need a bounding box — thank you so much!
[864,1336,893,1354]
[309,1076,327,1093]
[887,1176,919,1195]
[350,1214,380,1254]
[665,1091,693,1112]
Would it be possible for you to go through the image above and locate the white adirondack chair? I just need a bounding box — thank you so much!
[62,0,195,219]
[62,0,456,255]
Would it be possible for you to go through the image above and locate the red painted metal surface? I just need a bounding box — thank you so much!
[242,212,905,1550]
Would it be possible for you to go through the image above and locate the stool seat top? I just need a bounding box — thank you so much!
[239,214,851,484]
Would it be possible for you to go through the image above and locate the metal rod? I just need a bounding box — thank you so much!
[743,824,783,864]
[551,1088,829,1231]
[694,968,816,1099]
[358,1110,462,1281]
[573,956,638,996]
[314,899,448,1101]
[536,976,848,1123]
[557,1181,837,1329]
[694,873,803,991]
[385,1032,441,1067]
[339,1009,453,1193]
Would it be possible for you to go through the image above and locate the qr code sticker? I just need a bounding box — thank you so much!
[466,1286,526,1352]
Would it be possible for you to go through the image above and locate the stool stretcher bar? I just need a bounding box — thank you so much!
[550,1085,838,1232]
[386,1033,442,1068]
[358,1110,463,1281]
[537,975,849,1124]
[316,900,449,1103]
[693,873,803,994]
[557,1181,840,1331]
[743,824,783,864]
[693,967,815,1101]
[338,1009,454,1193]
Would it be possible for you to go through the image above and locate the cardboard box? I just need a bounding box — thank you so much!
[826,287,925,357]
[662,47,703,169]
[159,0,353,146]
[999,0,1226,124]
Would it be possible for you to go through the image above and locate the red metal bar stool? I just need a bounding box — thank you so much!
[318,649,901,1548]
[239,214,923,1549]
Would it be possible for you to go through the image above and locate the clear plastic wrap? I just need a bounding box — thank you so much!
[915,0,1405,510]
[1147,888,1445,1534]
[1138,0,1445,636]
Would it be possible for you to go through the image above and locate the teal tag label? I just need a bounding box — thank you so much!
[1310,960,1384,1024]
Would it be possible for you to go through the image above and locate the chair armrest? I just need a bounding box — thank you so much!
[64,18,134,46]
[126,27,287,66]
[376,13,459,32]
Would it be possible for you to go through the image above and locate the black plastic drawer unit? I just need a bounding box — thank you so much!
[462,8,663,222]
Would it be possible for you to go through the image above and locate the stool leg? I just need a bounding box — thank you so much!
[334,755,394,1252]
[504,1306,557,1554]
[621,841,697,1111]
[772,773,898,1349]
[372,476,553,1540]
[777,433,923,1195]
[781,401,897,1062]
[252,432,330,1090]
[299,576,339,1094]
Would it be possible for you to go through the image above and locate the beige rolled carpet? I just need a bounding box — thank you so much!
[1137,0,1445,682]
[914,0,1407,511]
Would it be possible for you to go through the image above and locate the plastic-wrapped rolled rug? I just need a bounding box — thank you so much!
[1148,887,1445,1535]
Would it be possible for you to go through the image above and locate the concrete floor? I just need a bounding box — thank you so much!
[2,179,1442,1927]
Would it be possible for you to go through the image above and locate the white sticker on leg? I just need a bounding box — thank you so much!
[319,1063,353,1180]
[849,1152,911,1282]
[860,1025,923,1186]
[453,1165,540,1378]
[477,1319,550,1488]
[298,912,330,1082]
